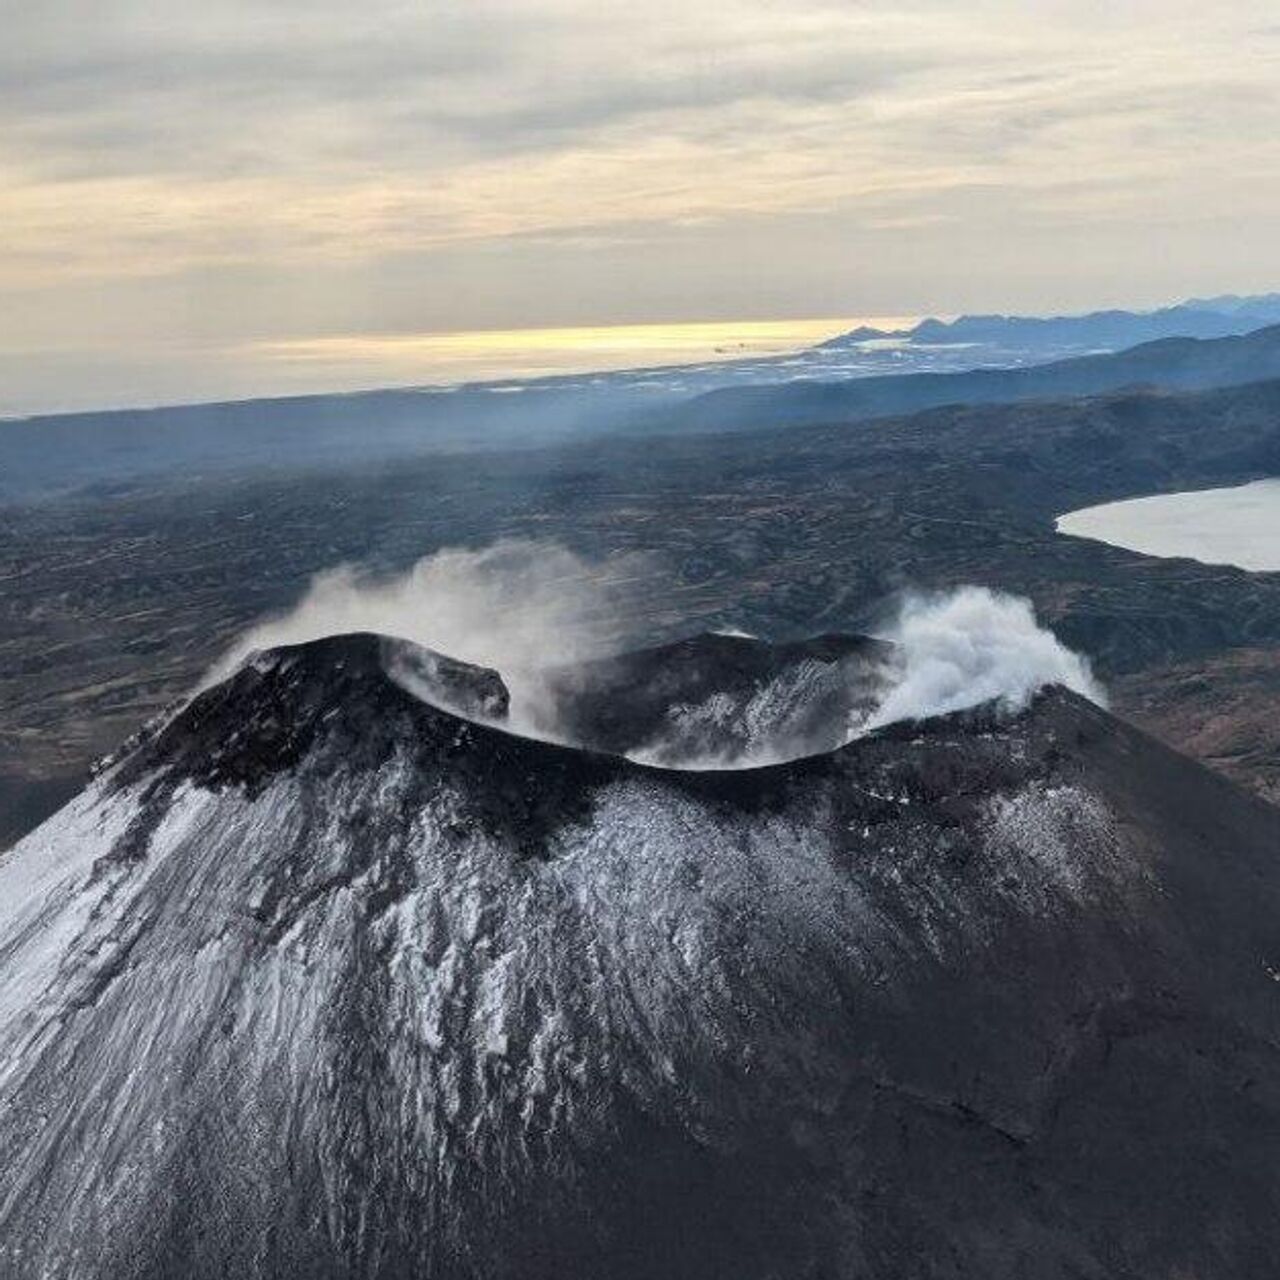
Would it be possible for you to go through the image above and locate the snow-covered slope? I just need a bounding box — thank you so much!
[2,632,1279,1279]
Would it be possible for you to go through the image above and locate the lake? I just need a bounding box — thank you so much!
[1056,479,1280,571]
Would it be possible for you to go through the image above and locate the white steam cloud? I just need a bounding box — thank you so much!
[864,586,1105,732]
[208,538,653,732]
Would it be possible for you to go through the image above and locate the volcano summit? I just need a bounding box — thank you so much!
[1,632,1279,1279]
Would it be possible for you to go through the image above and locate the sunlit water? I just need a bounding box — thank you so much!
[2,316,930,416]
[1056,479,1280,572]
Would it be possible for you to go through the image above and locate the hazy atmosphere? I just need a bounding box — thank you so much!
[4,0,1280,411]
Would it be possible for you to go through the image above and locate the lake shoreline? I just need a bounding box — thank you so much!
[1057,479,1280,572]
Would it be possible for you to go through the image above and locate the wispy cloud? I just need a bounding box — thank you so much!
[3,1,1280,410]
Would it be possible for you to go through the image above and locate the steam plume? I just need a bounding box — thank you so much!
[208,539,654,732]
[864,586,1105,732]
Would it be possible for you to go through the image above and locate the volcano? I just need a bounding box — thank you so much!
[1,632,1279,1279]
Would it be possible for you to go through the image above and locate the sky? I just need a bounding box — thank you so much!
[3,0,1280,413]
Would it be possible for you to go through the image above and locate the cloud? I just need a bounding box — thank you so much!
[4,1,1280,409]
[4,1,1277,274]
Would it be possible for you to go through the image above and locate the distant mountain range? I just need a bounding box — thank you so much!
[6,296,1280,501]
[822,292,1280,353]
[670,321,1280,433]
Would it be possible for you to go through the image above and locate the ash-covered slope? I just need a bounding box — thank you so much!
[3,633,1280,1280]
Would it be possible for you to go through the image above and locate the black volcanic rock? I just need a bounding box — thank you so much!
[381,636,510,722]
[1,634,1280,1279]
